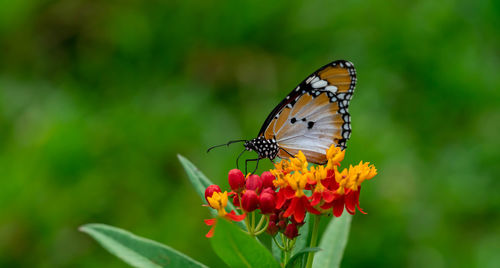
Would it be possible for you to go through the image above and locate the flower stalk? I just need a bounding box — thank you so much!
[306,214,321,268]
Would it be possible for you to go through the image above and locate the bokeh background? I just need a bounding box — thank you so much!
[1,0,499,267]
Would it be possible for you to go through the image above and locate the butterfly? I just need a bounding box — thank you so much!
[208,60,356,173]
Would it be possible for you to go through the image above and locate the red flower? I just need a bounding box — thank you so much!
[283,195,320,222]
[345,188,366,215]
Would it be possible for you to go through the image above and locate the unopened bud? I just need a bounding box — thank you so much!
[241,190,259,212]
[245,174,262,192]
[259,192,276,214]
[228,169,245,192]
[261,171,276,190]
[204,185,221,203]
[284,223,298,239]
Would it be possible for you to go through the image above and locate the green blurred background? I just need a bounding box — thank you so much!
[1,0,499,267]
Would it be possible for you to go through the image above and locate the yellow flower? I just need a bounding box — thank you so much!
[207,191,229,217]
[345,161,377,191]
[326,145,345,169]
[287,172,308,197]
[290,151,308,173]
[274,158,294,174]
[271,169,288,188]
[335,166,349,195]
[309,165,327,187]
[335,161,377,194]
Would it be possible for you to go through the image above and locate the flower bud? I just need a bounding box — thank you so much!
[269,213,279,223]
[266,220,278,236]
[228,169,245,192]
[261,187,275,196]
[261,171,276,190]
[245,174,262,192]
[277,220,287,231]
[284,222,298,239]
[241,190,259,212]
[259,192,276,214]
[204,185,221,203]
[232,194,240,207]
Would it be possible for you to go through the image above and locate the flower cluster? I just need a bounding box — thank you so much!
[204,169,279,237]
[203,144,377,239]
[272,146,377,222]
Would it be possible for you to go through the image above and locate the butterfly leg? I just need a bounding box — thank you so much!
[236,149,246,170]
[279,147,295,158]
[245,158,260,175]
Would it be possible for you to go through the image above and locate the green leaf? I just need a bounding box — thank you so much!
[177,154,245,230]
[285,247,321,268]
[80,223,207,268]
[292,213,310,255]
[312,214,352,268]
[210,218,280,268]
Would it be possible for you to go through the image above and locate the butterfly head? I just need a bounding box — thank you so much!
[244,136,279,159]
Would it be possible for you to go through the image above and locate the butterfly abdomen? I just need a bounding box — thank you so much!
[244,136,279,159]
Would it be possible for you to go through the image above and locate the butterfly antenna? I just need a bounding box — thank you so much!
[207,139,247,153]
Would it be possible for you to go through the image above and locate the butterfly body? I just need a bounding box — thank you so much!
[243,136,279,160]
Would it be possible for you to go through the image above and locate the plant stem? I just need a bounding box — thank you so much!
[254,217,269,235]
[244,212,252,234]
[283,238,290,265]
[251,212,255,231]
[255,215,267,231]
[272,236,285,250]
[306,215,321,268]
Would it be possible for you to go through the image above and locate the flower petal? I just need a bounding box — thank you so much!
[345,190,357,214]
[204,218,216,226]
[226,211,246,221]
[206,225,216,238]
[333,196,345,217]
[310,192,322,206]
[276,190,287,209]
[283,187,296,199]
[294,198,306,222]
[322,190,335,203]
[284,198,298,218]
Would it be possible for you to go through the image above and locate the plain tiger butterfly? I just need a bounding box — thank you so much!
[208,60,356,173]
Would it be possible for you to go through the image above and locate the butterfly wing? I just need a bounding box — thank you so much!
[258,60,356,164]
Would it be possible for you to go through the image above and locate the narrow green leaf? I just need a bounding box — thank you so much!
[285,247,321,268]
[210,219,280,268]
[292,213,310,255]
[312,214,352,268]
[177,154,213,200]
[80,224,207,268]
[177,154,245,230]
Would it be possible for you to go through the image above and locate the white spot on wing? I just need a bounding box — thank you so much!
[311,80,327,88]
[325,85,338,93]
